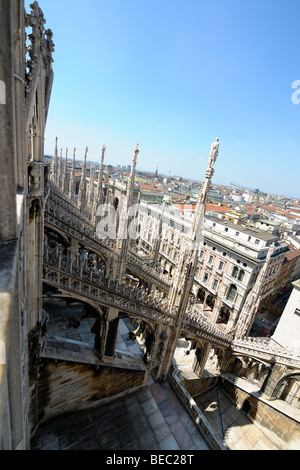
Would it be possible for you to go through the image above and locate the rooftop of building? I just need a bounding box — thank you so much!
[205,215,279,241]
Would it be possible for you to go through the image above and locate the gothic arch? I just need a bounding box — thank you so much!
[44,225,70,249]
[121,315,156,364]
[272,373,300,407]
[42,293,107,359]
[217,305,230,324]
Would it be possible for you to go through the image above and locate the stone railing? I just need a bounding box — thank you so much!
[43,252,176,326]
[183,306,234,347]
[170,361,227,450]
[46,182,171,291]
[232,337,300,368]
[45,183,300,365]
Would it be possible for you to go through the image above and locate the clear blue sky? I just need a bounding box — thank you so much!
[27,0,300,198]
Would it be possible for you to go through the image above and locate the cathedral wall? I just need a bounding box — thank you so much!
[35,358,146,428]
[221,379,300,449]
[182,375,219,398]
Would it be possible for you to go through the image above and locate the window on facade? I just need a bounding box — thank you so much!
[203,272,209,284]
[168,247,172,257]
[199,250,204,259]
[208,255,214,265]
[227,284,237,302]
[235,231,240,236]
[195,267,200,277]
[255,239,260,245]
[238,270,245,282]
[212,279,219,291]
[232,266,239,278]
[224,227,228,232]
[218,261,224,270]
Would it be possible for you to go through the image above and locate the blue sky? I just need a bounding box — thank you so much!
[27,0,300,198]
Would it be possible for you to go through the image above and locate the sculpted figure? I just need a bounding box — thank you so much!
[29,165,41,191]
[208,138,219,168]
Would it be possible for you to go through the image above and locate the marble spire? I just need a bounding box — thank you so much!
[78,146,88,212]
[51,136,58,183]
[92,145,106,224]
[58,147,63,189]
[115,144,139,280]
[68,147,76,200]
[159,139,220,380]
[235,243,276,339]
[168,138,219,311]
[63,147,69,194]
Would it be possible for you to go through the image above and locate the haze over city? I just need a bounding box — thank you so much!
[26,0,300,198]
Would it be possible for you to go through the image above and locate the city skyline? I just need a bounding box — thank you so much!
[27,0,300,199]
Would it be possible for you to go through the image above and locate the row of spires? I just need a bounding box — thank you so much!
[51,139,140,231]
[50,136,273,341]
[51,138,107,224]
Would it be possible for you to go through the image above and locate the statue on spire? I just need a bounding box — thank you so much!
[208,138,219,168]
[133,143,139,163]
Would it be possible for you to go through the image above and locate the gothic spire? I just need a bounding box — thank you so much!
[116,143,139,249]
[78,146,88,212]
[235,243,276,339]
[63,147,69,194]
[168,138,220,311]
[92,145,106,224]
[51,136,58,183]
[159,139,220,380]
[115,144,139,280]
[87,165,95,207]
[58,147,63,189]
[152,201,165,267]
[69,147,76,200]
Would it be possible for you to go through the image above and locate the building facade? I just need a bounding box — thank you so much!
[0,1,299,451]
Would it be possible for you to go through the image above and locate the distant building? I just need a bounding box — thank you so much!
[272,279,300,349]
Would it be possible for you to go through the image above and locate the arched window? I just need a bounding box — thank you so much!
[232,266,239,278]
[238,270,245,282]
[227,284,237,303]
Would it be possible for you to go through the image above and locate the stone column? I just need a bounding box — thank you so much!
[211,297,223,323]
[101,307,119,362]
[12,0,25,189]
[192,343,211,377]
[0,0,17,241]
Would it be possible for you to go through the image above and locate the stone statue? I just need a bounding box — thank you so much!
[208,138,219,168]
[29,164,41,192]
